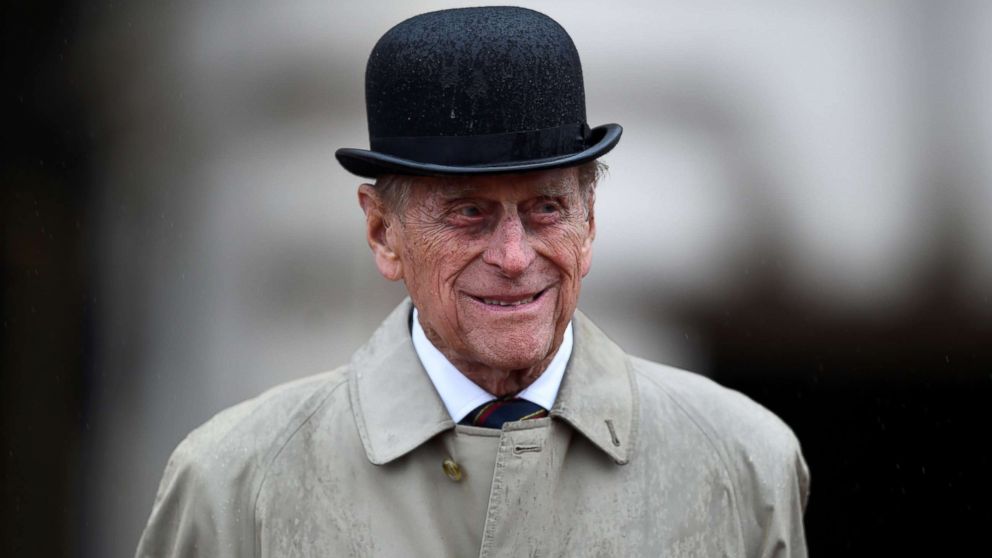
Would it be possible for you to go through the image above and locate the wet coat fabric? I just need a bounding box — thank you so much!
[136,299,809,557]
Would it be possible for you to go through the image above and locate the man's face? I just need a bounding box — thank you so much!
[361,167,595,373]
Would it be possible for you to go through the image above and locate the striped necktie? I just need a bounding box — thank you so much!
[459,397,549,428]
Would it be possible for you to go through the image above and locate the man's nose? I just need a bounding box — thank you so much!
[482,210,535,277]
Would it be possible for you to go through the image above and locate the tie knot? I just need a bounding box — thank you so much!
[460,397,548,429]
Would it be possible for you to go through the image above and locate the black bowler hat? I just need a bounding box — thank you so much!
[335,6,622,178]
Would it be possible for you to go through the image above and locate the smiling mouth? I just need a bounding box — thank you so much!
[469,288,547,307]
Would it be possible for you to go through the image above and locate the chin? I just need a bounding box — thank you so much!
[470,329,556,371]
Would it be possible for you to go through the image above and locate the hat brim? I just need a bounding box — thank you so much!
[335,123,621,178]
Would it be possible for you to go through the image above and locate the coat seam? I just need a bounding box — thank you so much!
[250,372,350,558]
[634,369,748,557]
[622,354,641,464]
[478,433,509,558]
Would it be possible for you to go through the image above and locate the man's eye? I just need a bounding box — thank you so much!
[535,202,560,214]
[456,205,482,217]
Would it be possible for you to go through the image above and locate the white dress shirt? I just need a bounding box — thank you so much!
[411,307,572,422]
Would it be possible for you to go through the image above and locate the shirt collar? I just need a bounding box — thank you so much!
[349,299,637,465]
[411,307,572,422]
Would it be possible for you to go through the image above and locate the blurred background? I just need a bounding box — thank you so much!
[3,0,990,555]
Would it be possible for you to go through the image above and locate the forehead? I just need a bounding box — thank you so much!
[415,167,580,201]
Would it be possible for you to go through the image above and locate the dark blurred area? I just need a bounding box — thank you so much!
[2,1,989,556]
[2,1,90,556]
[692,268,992,554]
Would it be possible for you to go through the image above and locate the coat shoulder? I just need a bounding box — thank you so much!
[135,367,350,557]
[630,357,802,465]
[629,357,810,556]
[177,367,349,464]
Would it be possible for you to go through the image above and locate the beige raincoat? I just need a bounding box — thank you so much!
[137,300,809,557]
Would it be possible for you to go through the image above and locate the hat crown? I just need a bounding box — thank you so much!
[365,6,587,139]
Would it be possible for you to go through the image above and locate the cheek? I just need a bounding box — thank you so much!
[537,228,590,280]
[405,228,480,291]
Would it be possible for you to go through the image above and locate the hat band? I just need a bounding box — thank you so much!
[370,122,592,166]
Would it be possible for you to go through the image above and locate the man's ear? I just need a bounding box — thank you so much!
[358,184,404,281]
[580,190,596,278]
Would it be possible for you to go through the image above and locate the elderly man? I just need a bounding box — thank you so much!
[137,7,809,557]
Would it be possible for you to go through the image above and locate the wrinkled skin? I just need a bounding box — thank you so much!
[358,167,595,396]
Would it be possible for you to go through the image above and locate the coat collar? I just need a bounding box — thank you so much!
[552,309,639,465]
[349,299,638,465]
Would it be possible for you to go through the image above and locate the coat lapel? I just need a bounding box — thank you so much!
[349,299,454,465]
[349,300,639,466]
[552,310,639,465]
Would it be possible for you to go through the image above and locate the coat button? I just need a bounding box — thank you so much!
[442,458,462,482]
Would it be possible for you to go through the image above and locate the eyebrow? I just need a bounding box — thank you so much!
[436,180,572,199]
[437,183,480,199]
[535,182,571,198]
